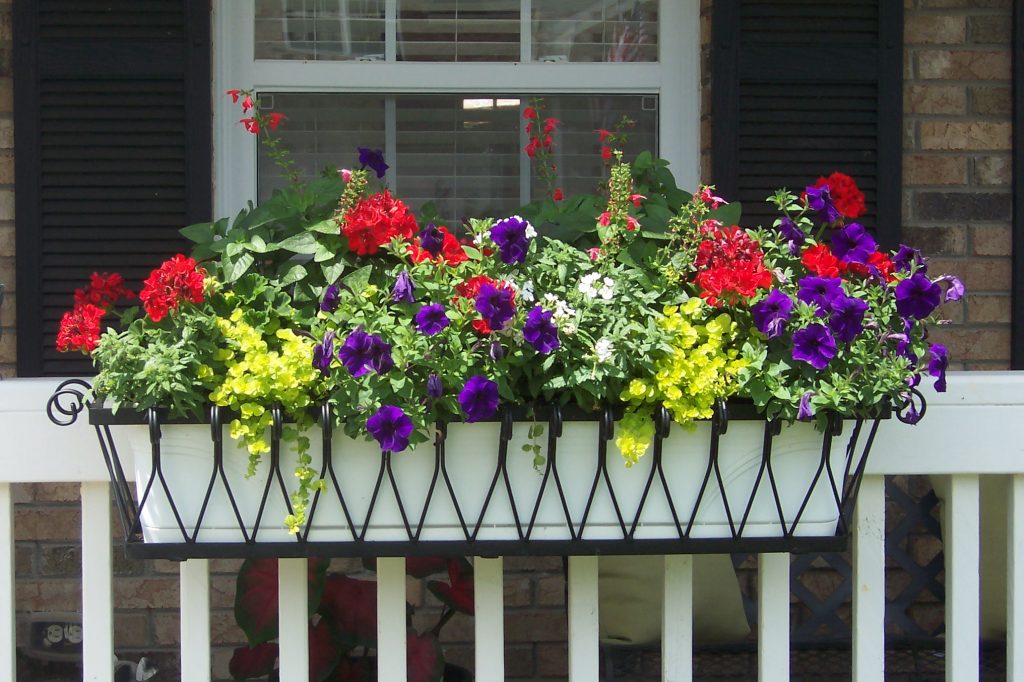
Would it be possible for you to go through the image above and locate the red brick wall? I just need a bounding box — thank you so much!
[903,0,1014,369]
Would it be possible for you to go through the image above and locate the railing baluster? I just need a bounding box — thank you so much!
[662,554,693,682]
[81,481,113,682]
[474,557,504,681]
[278,558,309,682]
[1011,475,1024,681]
[0,483,13,682]
[568,556,599,682]
[377,557,407,682]
[180,559,211,681]
[853,474,885,682]
[758,553,790,681]
[851,474,886,681]
[944,474,979,682]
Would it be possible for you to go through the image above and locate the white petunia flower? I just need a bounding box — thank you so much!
[579,272,602,298]
[599,276,614,300]
[520,280,535,302]
[594,338,614,363]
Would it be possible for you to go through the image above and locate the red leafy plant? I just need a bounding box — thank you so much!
[230,557,474,682]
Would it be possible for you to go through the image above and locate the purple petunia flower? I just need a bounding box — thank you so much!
[458,375,500,423]
[392,271,416,303]
[320,284,341,313]
[830,223,876,265]
[312,331,335,376]
[894,244,926,274]
[798,391,814,420]
[751,289,793,339]
[792,323,837,370]
[415,303,450,336]
[475,283,516,331]
[797,276,845,312]
[426,373,443,401]
[366,405,414,452]
[928,343,948,393]
[338,330,393,377]
[933,274,964,302]
[805,184,841,224]
[489,341,505,361]
[418,223,444,258]
[828,295,869,343]
[490,215,534,265]
[523,306,560,354]
[895,272,942,320]
[357,147,389,179]
[778,216,805,254]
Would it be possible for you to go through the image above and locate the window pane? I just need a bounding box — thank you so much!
[532,0,658,63]
[258,93,658,225]
[257,93,385,199]
[255,0,385,61]
[398,0,520,62]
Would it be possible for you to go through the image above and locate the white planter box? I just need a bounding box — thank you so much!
[125,417,863,545]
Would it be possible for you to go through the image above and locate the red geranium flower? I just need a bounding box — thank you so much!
[408,225,469,266]
[813,172,866,219]
[139,254,207,322]
[693,226,772,306]
[74,272,134,311]
[801,243,841,278]
[341,190,419,256]
[553,188,564,202]
[56,303,106,354]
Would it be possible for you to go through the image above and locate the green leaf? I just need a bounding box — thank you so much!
[343,264,373,292]
[710,201,743,227]
[306,219,339,235]
[180,221,217,244]
[226,253,255,283]
[278,264,308,286]
[321,259,346,284]
[278,232,319,255]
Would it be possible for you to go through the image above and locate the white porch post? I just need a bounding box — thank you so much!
[568,556,600,682]
[377,557,407,682]
[663,554,693,682]
[0,483,14,682]
[758,553,790,681]
[81,481,113,682]
[853,474,886,682]
[278,558,309,682]
[944,474,980,682]
[180,559,211,681]
[1009,475,1024,680]
[474,557,505,682]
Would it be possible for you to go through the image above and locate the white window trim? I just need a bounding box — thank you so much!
[212,0,700,216]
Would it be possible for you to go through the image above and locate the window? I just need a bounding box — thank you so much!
[214,1,700,218]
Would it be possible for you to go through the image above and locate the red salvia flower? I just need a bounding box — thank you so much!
[601,145,612,162]
[813,172,866,219]
[226,88,241,103]
[241,94,254,113]
[266,112,286,130]
[139,254,207,322]
[543,117,560,134]
[240,117,260,134]
[553,188,564,202]
[522,106,537,120]
[693,226,772,306]
[56,303,106,353]
[341,190,418,256]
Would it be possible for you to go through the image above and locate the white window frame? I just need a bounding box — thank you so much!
[212,0,700,216]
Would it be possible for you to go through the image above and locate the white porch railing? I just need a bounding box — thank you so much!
[1,371,1022,682]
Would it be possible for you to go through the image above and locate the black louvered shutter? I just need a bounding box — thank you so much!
[712,1,902,246]
[14,0,211,376]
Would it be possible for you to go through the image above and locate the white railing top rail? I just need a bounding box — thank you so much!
[1,370,1022,483]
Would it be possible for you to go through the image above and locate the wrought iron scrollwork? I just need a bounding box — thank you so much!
[47,381,889,560]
